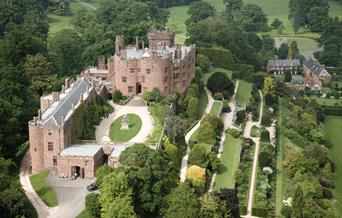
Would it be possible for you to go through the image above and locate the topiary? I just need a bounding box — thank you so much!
[186,98,199,120]
[189,144,209,168]
[206,71,234,94]
[187,165,206,188]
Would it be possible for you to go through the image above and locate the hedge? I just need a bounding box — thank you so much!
[285,129,310,147]
[234,64,255,83]
[252,207,269,217]
[323,106,342,116]
[197,47,235,70]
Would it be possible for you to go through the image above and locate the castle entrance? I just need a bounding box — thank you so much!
[71,166,84,179]
[136,83,142,95]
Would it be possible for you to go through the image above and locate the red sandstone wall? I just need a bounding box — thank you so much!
[29,122,44,174]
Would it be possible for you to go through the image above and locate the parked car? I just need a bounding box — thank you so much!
[87,182,97,192]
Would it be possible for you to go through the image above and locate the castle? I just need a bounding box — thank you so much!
[29,28,196,178]
[84,27,196,96]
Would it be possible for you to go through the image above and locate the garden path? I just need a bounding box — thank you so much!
[180,88,214,182]
[77,0,97,10]
[95,101,154,143]
[208,80,240,192]
[244,90,264,218]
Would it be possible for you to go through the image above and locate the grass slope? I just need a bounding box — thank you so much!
[324,116,342,216]
[235,80,252,106]
[210,101,222,116]
[30,171,58,207]
[214,134,242,190]
[109,114,142,142]
[199,90,209,118]
[76,209,94,218]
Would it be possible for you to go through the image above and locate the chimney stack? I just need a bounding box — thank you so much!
[52,92,59,102]
[65,78,70,89]
[61,85,65,94]
[38,109,41,120]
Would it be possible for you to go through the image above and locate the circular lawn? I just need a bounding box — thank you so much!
[109,114,142,142]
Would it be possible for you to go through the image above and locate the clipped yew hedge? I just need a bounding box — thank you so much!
[197,47,235,70]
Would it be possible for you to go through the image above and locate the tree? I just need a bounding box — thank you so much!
[199,194,229,218]
[277,43,289,59]
[186,1,215,27]
[307,5,329,32]
[236,4,268,32]
[189,144,208,167]
[197,121,216,145]
[85,193,101,218]
[24,54,56,96]
[262,77,275,96]
[49,29,84,76]
[291,186,304,218]
[284,71,292,82]
[162,183,200,218]
[186,98,199,120]
[99,171,136,218]
[224,0,243,18]
[113,90,123,103]
[165,143,179,167]
[187,165,206,187]
[119,144,178,214]
[271,18,282,28]
[163,114,188,143]
[207,72,234,94]
[95,164,116,187]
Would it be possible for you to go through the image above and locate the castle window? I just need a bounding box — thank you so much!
[48,142,53,151]
[137,68,141,72]
[165,67,168,74]
[183,80,185,86]
[130,68,135,73]
[128,86,134,93]
[122,77,127,82]
[48,129,52,135]
[85,160,89,166]
[53,156,57,166]
[164,77,167,83]
[164,87,167,92]
[146,69,151,74]
[174,66,179,71]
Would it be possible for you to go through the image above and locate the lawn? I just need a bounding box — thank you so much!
[48,1,95,35]
[146,103,165,144]
[235,80,252,106]
[210,101,222,116]
[30,171,58,207]
[324,115,342,216]
[109,114,142,142]
[214,134,242,190]
[250,125,264,138]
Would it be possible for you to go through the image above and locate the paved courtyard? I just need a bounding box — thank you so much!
[95,99,154,143]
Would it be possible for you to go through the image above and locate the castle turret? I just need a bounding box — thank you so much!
[115,36,125,56]
[29,119,44,174]
[98,56,106,70]
[148,27,175,50]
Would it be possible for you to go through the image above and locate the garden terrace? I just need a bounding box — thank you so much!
[235,80,253,106]
[214,134,242,190]
[109,114,142,142]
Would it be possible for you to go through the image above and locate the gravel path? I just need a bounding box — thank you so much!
[95,101,154,143]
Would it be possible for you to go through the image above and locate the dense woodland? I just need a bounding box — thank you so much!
[0,0,341,217]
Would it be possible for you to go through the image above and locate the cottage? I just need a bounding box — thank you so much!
[267,59,301,75]
[303,58,331,84]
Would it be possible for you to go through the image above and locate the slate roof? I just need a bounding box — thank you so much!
[267,59,301,68]
[41,77,91,126]
[110,146,129,158]
[60,144,102,157]
[304,59,331,78]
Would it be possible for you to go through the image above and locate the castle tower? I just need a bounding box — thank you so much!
[148,27,175,50]
[29,118,44,174]
[98,56,106,70]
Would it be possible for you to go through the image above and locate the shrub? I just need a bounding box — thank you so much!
[213,92,224,100]
[260,130,270,142]
[85,193,101,217]
[222,100,231,113]
[234,64,255,82]
[236,110,246,125]
[196,54,210,73]
[197,47,235,69]
[207,151,221,171]
[95,165,115,187]
[113,90,123,103]
[186,98,199,120]
[187,165,206,187]
[197,121,217,145]
[227,128,241,138]
[259,151,272,169]
[261,112,272,126]
[189,83,200,97]
[285,129,310,147]
[189,144,209,168]
[184,88,197,108]
[207,71,234,95]
[165,144,179,167]
[202,114,223,134]
[143,88,162,102]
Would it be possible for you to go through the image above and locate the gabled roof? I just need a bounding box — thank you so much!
[60,144,102,157]
[304,76,322,89]
[267,59,301,68]
[40,77,92,126]
[110,146,129,158]
[304,59,331,78]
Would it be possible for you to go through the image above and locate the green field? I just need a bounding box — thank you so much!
[48,1,96,35]
[109,114,142,142]
[325,116,342,216]
[199,90,209,118]
[214,134,242,190]
[30,171,58,207]
[235,80,252,106]
[168,0,342,56]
